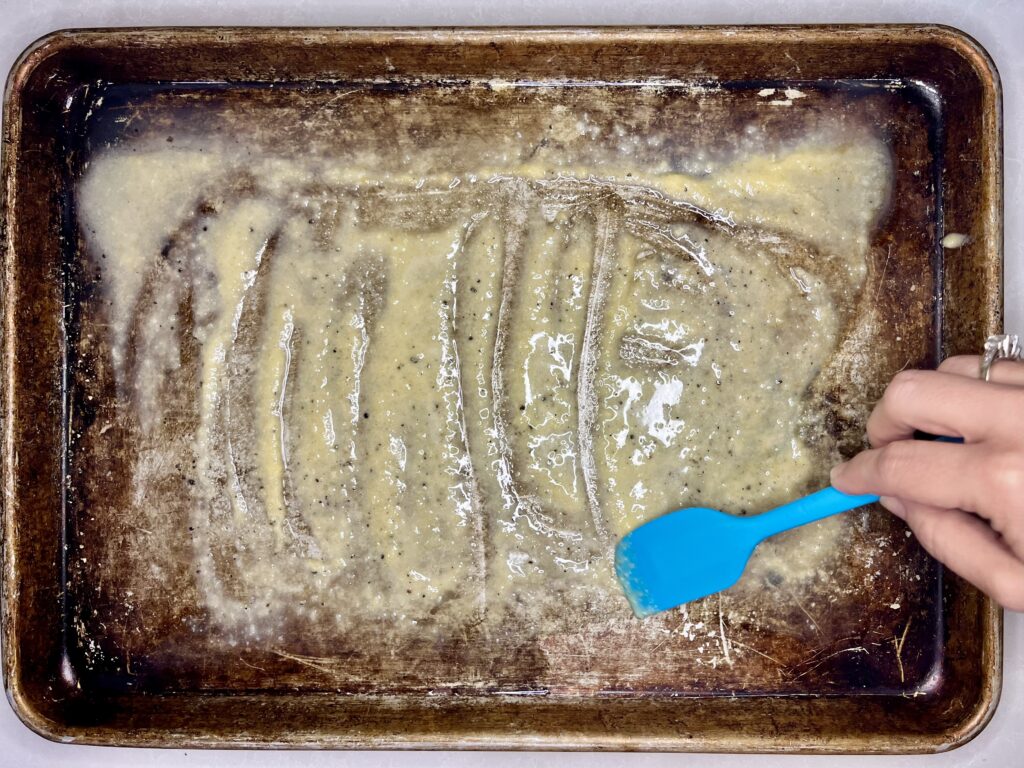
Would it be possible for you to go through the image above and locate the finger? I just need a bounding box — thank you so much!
[866,370,1024,447]
[938,354,1024,385]
[831,440,984,513]
[898,500,1024,611]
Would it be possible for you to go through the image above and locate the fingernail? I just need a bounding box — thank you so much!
[879,496,906,519]
[829,464,845,486]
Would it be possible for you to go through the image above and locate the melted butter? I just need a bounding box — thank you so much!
[78,132,891,636]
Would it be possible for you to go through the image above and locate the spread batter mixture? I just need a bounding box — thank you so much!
[78,124,891,640]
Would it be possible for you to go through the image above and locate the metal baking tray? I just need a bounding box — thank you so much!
[1,26,1002,752]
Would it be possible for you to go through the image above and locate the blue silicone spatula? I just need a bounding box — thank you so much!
[614,487,878,617]
[615,436,962,617]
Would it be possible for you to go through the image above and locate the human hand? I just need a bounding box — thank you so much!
[830,355,1024,611]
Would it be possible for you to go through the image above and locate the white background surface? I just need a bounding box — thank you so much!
[0,1,1020,766]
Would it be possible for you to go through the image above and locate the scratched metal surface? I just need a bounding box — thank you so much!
[61,79,939,698]
[1,27,1001,751]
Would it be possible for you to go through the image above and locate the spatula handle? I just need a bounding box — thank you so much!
[747,436,963,542]
[746,487,879,542]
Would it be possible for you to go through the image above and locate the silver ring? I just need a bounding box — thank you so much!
[981,334,1022,381]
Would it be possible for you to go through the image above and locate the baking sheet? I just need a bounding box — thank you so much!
[1,26,1002,751]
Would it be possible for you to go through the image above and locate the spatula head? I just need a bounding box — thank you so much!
[615,506,757,617]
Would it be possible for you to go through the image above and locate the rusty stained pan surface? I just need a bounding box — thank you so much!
[0,27,1003,751]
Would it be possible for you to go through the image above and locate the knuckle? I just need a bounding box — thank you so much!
[884,369,929,408]
[875,442,916,486]
[865,412,888,448]
[908,514,942,558]
[989,453,1024,508]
